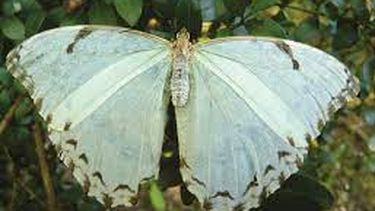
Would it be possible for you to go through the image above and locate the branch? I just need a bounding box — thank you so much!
[33,123,58,211]
[0,95,23,135]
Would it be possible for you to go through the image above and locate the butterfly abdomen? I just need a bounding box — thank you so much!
[171,54,190,107]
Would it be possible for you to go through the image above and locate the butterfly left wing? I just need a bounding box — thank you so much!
[175,37,359,210]
[6,25,172,207]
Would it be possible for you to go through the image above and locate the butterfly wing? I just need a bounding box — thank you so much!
[6,25,172,207]
[175,37,359,210]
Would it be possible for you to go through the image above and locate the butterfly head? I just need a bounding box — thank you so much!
[176,27,190,41]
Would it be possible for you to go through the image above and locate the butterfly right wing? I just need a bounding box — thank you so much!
[6,25,172,207]
[175,37,359,210]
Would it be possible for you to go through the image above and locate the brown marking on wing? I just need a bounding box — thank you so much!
[287,136,295,147]
[259,187,268,204]
[305,133,312,143]
[234,203,245,211]
[34,98,43,111]
[46,114,53,124]
[180,157,191,169]
[102,193,113,209]
[278,171,286,184]
[65,139,77,149]
[83,174,91,194]
[317,119,325,131]
[243,175,259,197]
[78,153,88,164]
[191,176,206,188]
[93,171,106,185]
[278,151,291,160]
[64,122,72,131]
[129,195,139,206]
[274,41,300,70]
[66,27,95,53]
[210,191,234,200]
[113,184,136,193]
[141,175,155,182]
[264,165,276,176]
[203,199,213,210]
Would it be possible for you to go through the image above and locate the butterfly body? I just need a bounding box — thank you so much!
[171,28,192,107]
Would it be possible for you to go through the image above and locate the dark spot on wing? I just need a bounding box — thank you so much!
[264,165,276,176]
[191,176,206,188]
[278,151,291,160]
[234,203,245,211]
[274,41,300,70]
[83,174,91,194]
[78,153,88,164]
[113,184,136,193]
[64,122,72,131]
[55,144,62,157]
[93,171,106,185]
[180,157,191,169]
[67,160,75,171]
[35,98,43,111]
[140,175,155,182]
[210,191,234,200]
[292,59,300,70]
[102,193,113,209]
[295,156,303,167]
[317,119,325,131]
[129,195,139,205]
[305,133,312,143]
[66,27,95,53]
[287,136,295,147]
[259,187,268,205]
[46,114,53,124]
[203,199,213,210]
[65,139,77,149]
[119,29,131,34]
[278,172,286,184]
[243,175,259,196]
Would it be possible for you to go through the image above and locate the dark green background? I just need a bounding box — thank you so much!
[0,0,374,210]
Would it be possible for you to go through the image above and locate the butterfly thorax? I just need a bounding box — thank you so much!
[171,28,192,107]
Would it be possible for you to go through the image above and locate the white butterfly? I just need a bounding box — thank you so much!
[6,25,359,210]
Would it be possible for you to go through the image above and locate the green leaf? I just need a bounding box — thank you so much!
[1,16,25,40]
[332,18,358,50]
[293,17,321,45]
[250,18,287,38]
[223,0,249,15]
[0,90,12,111]
[0,67,13,88]
[25,9,45,35]
[113,0,143,26]
[88,1,117,25]
[47,7,66,26]
[149,182,166,211]
[251,0,280,13]
[361,56,375,96]
[350,0,370,22]
[2,1,22,16]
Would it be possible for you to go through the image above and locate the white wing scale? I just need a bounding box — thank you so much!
[6,25,172,207]
[176,37,359,210]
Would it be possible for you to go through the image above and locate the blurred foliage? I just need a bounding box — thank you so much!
[0,0,374,210]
